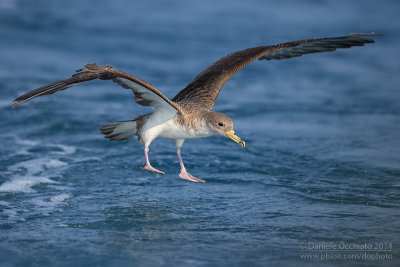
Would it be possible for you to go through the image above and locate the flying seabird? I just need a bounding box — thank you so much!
[13,33,378,183]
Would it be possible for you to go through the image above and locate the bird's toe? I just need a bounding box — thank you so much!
[179,170,205,183]
[143,165,165,174]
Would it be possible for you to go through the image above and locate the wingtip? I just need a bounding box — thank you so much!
[350,32,384,36]
[11,100,23,109]
[349,32,382,44]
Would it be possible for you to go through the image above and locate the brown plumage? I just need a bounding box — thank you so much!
[12,33,379,182]
[172,33,377,109]
[13,63,182,113]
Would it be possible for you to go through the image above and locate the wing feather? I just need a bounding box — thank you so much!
[172,33,379,109]
[13,63,181,118]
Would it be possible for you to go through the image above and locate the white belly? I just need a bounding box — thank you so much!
[141,118,212,145]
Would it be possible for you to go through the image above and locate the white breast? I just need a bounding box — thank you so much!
[141,118,212,146]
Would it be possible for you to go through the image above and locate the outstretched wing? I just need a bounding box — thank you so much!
[172,33,379,109]
[13,63,181,113]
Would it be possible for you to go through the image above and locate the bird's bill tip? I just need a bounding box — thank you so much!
[226,130,245,149]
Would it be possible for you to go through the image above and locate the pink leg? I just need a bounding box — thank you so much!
[142,146,165,174]
[177,147,205,183]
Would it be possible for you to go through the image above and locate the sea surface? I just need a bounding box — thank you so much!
[0,0,399,266]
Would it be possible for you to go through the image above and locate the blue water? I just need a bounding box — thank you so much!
[1,0,399,266]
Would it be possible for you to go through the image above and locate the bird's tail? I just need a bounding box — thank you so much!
[100,120,138,141]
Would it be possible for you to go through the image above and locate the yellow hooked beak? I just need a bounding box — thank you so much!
[226,130,245,149]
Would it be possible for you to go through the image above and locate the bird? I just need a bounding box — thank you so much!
[12,33,378,183]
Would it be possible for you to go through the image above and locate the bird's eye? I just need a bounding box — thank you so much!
[218,122,224,127]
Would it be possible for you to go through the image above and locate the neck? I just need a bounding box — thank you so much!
[178,106,215,136]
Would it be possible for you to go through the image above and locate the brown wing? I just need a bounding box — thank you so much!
[13,63,182,115]
[172,33,378,109]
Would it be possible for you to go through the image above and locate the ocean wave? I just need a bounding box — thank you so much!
[0,175,58,193]
[15,138,40,146]
[50,194,72,202]
[14,138,77,156]
[8,158,67,175]
[0,158,67,193]
[50,144,77,155]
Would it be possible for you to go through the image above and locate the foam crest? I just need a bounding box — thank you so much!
[45,159,68,169]
[16,139,40,146]
[8,158,67,175]
[0,200,11,206]
[50,194,72,202]
[14,139,77,156]
[74,156,102,163]
[0,158,67,193]
[14,138,40,155]
[51,144,77,155]
[0,176,57,193]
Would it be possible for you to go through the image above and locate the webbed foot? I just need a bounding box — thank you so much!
[179,170,205,183]
[143,165,165,174]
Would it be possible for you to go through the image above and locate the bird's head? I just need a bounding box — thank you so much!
[206,112,245,149]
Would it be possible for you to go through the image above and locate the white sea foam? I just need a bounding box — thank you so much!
[14,139,40,155]
[74,156,102,163]
[8,158,67,175]
[16,139,40,146]
[50,194,72,202]
[14,148,31,155]
[0,176,57,193]
[51,144,77,155]
[0,200,11,207]
[44,159,68,169]
[2,208,18,218]
[31,198,52,207]
[3,142,71,195]
[9,159,47,174]
[13,140,77,157]
[1,158,67,193]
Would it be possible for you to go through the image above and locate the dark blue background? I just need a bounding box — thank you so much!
[0,0,399,266]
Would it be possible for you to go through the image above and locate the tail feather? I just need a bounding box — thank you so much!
[100,120,137,141]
